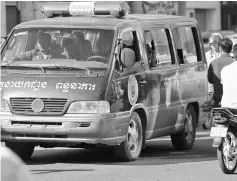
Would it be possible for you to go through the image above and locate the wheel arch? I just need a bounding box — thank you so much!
[130,103,147,133]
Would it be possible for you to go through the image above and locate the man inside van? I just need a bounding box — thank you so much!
[208,38,235,107]
[17,31,52,61]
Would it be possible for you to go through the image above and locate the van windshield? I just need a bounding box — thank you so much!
[1,28,114,68]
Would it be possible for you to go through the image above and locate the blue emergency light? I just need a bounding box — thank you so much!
[41,1,130,19]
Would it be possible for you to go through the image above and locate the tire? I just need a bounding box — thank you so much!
[171,105,196,150]
[114,112,143,162]
[5,142,35,161]
[217,139,237,174]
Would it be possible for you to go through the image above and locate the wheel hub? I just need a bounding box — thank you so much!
[127,119,139,152]
[184,111,193,143]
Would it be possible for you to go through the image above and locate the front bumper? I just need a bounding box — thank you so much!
[0,112,130,146]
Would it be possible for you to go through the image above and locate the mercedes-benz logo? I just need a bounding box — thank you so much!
[31,98,44,113]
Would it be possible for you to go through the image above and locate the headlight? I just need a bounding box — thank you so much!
[1,99,10,112]
[67,101,110,114]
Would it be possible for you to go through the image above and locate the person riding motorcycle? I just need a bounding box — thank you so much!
[220,57,237,109]
[210,43,237,174]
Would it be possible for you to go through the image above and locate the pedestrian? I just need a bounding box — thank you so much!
[233,43,237,61]
[201,33,222,119]
[205,33,223,101]
[206,33,223,67]
[208,38,235,107]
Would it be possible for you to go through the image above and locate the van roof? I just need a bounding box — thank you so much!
[15,14,196,29]
[126,14,195,23]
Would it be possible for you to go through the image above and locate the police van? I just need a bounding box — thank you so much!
[0,2,208,161]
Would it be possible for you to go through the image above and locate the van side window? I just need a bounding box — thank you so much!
[121,30,141,63]
[177,27,199,64]
[151,28,173,68]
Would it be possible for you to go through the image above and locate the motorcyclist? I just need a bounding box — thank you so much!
[220,50,237,109]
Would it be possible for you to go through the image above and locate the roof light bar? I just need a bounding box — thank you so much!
[42,1,130,19]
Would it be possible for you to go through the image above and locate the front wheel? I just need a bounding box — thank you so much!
[114,112,143,162]
[217,137,237,174]
[171,105,196,150]
[5,142,35,161]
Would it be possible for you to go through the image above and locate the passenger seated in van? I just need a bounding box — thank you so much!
[18,31,52,61]
[61,38,80,60]
[73,32,93,60]
[50,41,65,59]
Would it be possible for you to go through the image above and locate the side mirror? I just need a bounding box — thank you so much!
[121,48,135,68]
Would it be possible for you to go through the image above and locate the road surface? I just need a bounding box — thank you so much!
[20,129,236,181]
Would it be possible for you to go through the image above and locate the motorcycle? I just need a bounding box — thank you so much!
[210,107,237,174]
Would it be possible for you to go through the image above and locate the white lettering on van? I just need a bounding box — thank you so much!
[56,82,96,92]
[0,80,47,91]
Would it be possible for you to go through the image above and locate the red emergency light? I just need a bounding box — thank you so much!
[41,1,130,19]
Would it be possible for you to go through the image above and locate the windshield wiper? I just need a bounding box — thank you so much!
[49,65,91,74]
[1,63,91,75]
[1,64,45,74]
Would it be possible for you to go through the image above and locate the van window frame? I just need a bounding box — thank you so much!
[142,26,176,70]
[171,24,202,66]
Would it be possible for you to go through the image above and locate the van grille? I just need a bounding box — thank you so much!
[10,97,67,115]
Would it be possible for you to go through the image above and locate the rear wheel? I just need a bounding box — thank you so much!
[217,135,237,174]
[171,105,196,150]
[114,112,143,161]
[5,142,35,161]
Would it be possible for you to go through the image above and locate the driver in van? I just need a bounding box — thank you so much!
[18,31,52,61]
[73,32,93,60]
[61,38,78,60]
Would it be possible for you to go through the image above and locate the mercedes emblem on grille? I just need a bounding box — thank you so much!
[31,98,44,113]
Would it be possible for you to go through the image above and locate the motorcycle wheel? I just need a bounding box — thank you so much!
[217,139,237,174]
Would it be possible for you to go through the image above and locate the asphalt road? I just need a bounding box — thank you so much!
[20,128,236,181]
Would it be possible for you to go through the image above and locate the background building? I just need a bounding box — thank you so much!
[221,1,237,30]
[185,1,221,33]
[0,1,7,37]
